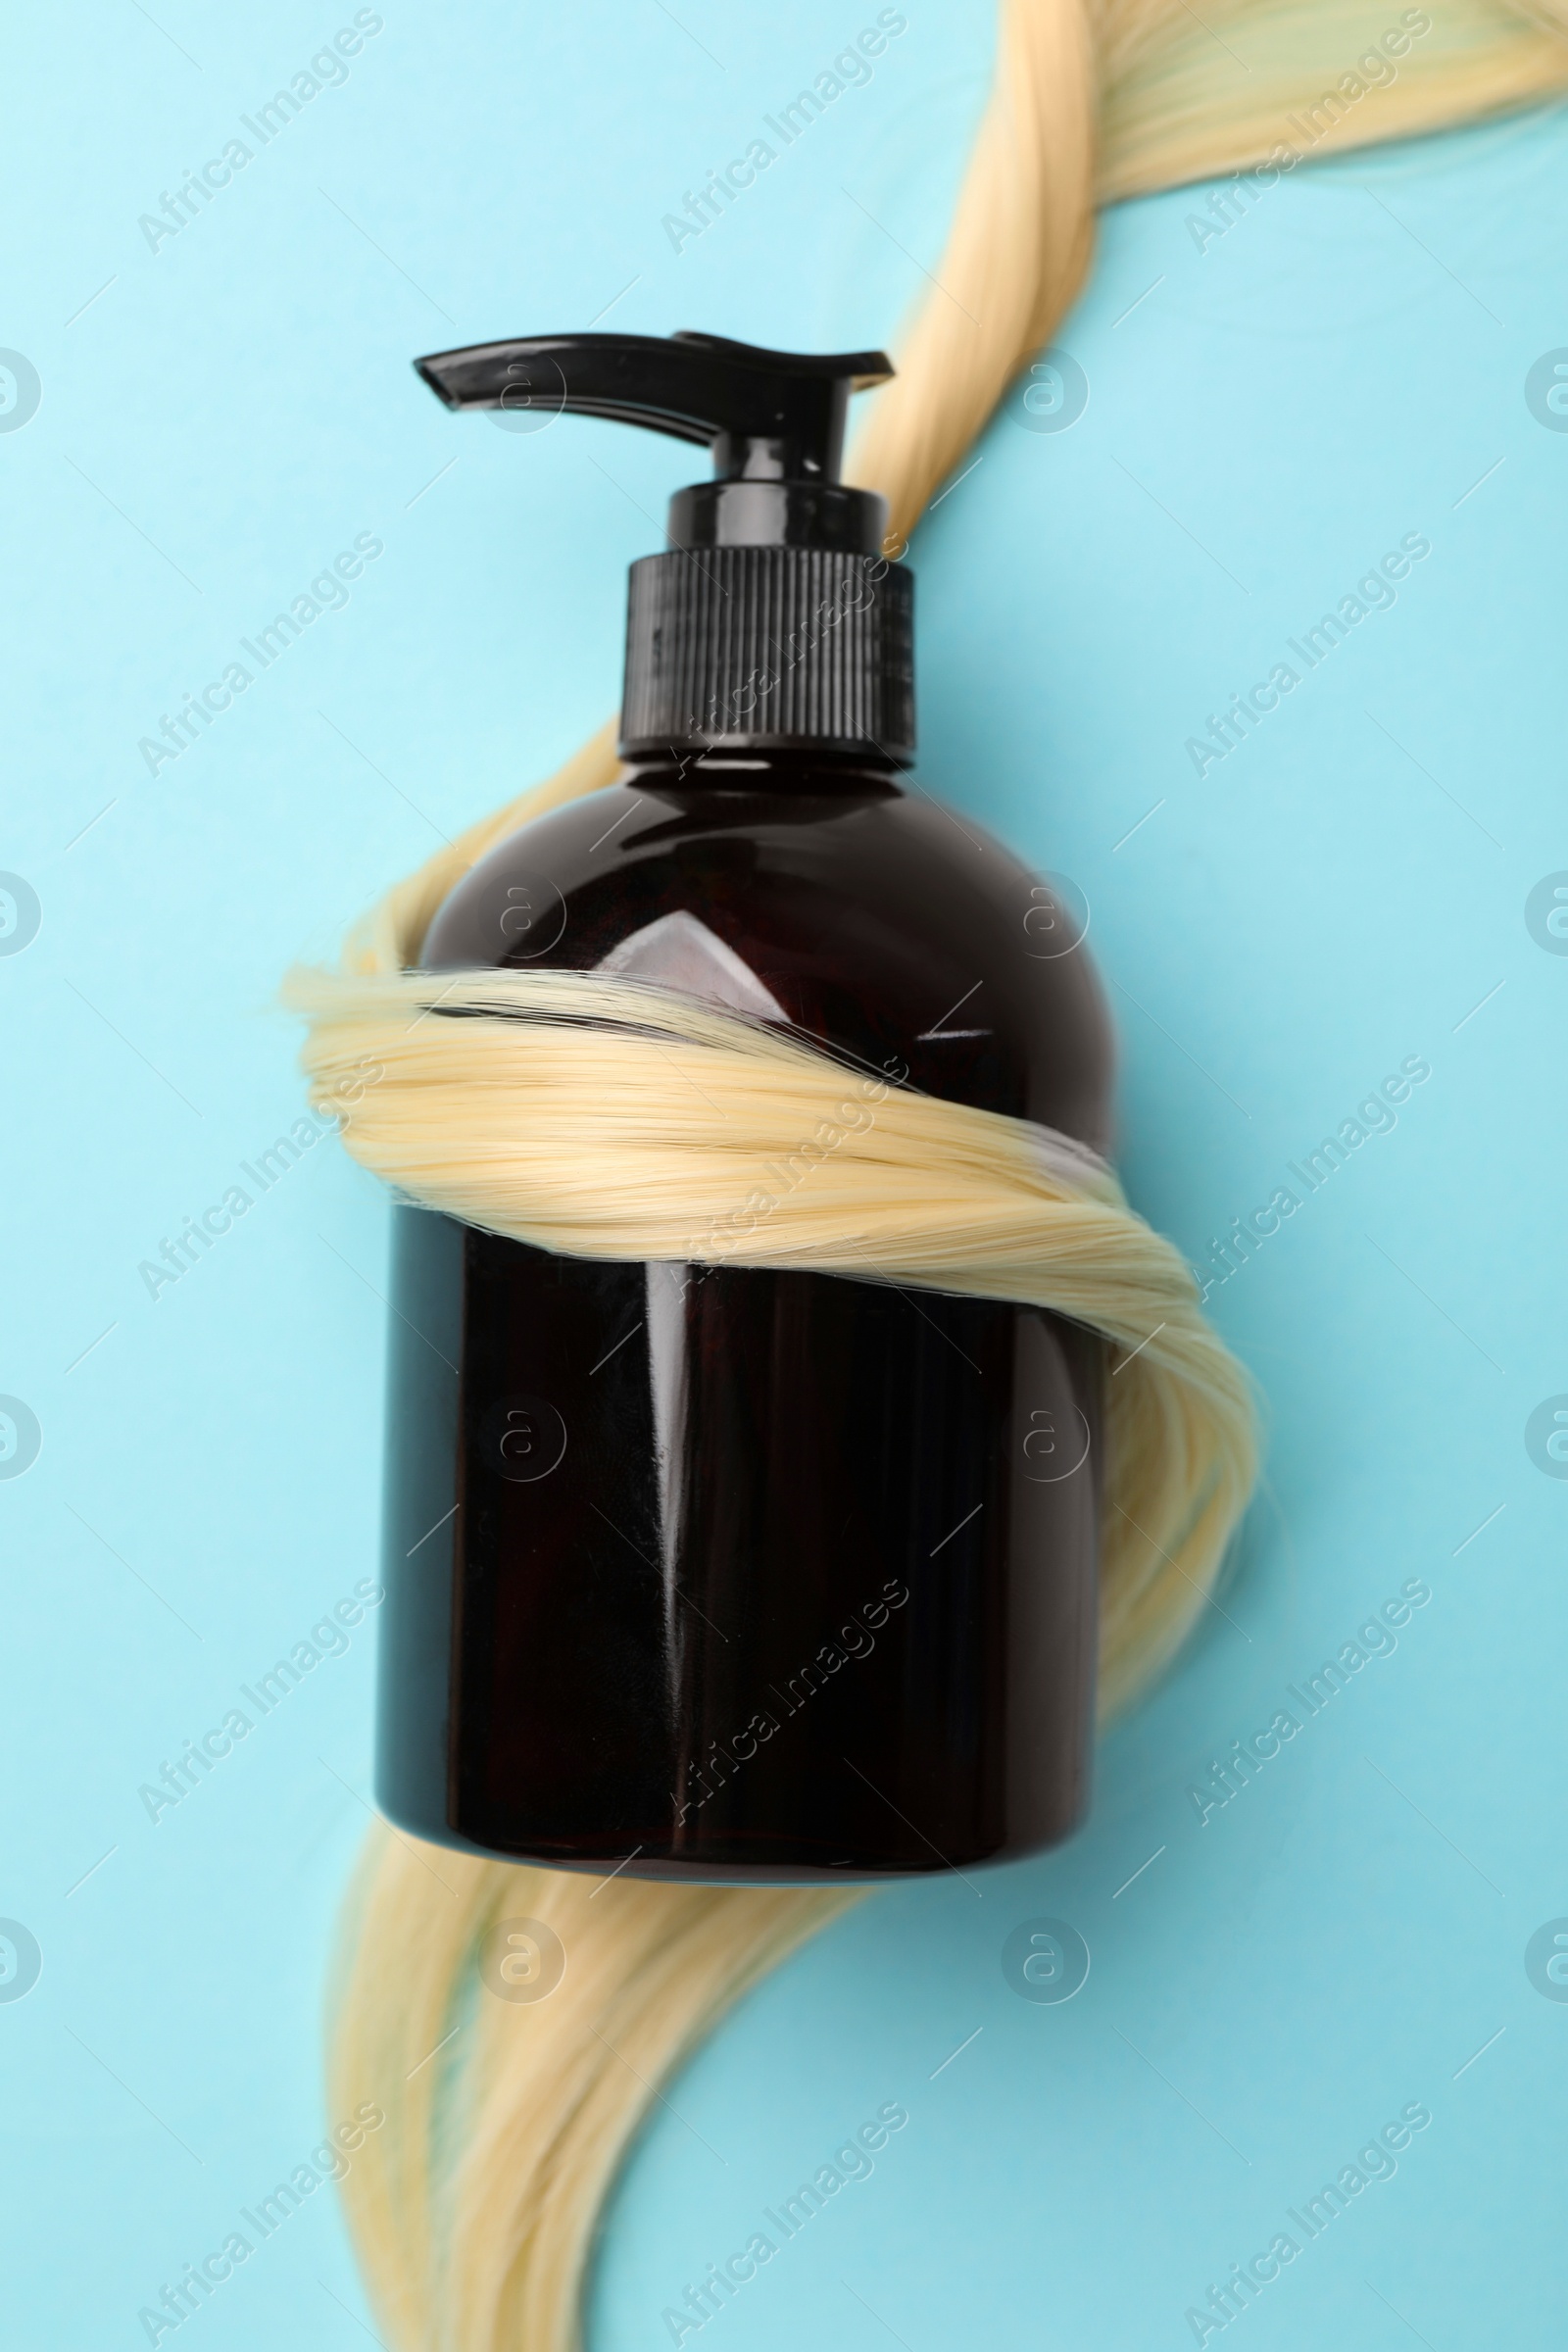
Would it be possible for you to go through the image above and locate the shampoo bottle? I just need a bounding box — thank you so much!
[378,331,1113,1880]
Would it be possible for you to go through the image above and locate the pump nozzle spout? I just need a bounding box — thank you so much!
[415,330,892,487]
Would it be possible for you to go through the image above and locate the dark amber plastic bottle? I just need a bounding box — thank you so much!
[373,328,1114,1879]
[377,749,1113,1879]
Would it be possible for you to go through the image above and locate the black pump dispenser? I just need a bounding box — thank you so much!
[416,331,915,762]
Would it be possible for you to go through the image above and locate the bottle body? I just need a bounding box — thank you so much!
[376,757,1114,1880]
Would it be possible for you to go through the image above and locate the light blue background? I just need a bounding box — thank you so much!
[3,2,1564,2345]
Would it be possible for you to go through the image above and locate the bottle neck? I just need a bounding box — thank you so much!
[621,748,902,796]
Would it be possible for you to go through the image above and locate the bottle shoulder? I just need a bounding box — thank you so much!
[421,778,1114,1146]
